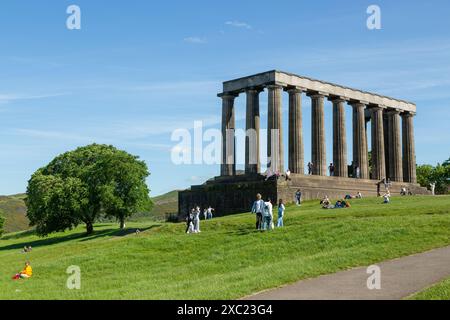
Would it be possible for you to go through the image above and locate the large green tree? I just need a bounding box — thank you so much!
[417,157,450,195]
[26,144,151,236]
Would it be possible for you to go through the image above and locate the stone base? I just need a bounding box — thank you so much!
[178,174,430,219]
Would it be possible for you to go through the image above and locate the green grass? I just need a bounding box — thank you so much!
[408,277,450,300]
[0,195,449,300]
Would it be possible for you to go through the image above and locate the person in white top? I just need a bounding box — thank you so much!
[263,198,273,231]
[430,182,436,196]
[193,206,201,233]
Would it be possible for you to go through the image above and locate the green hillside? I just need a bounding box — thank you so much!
[0,191,178,233]
[131,190,178,221]
[1,195,449,300]
[0,194,29,233]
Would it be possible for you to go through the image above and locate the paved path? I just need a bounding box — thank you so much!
[245,246,450,300]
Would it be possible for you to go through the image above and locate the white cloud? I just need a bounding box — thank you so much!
[225,20,252,29]
[183,37,207,44]
[0,92,69,105]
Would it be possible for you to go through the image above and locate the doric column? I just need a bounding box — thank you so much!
[402,112,417,183]
[371,106,386,180]
[387,109,403,182]
[351,102,369,179]
[383,113,390,179]
[288,87,304,174]
[220,93,236,176]
[267,85,284,173]
[331,97,348,177]
[309,93,327,176]
[245,89,261,175]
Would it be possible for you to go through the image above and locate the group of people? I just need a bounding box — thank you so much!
[185,206,215,234]
[21,246,33,253]
[320,195,352,209]
[251,194,285,231]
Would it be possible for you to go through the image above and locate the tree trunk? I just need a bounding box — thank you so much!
[119,218,125,229]
[86,221,94,235]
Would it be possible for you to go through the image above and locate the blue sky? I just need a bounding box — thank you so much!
[0,0,449,196]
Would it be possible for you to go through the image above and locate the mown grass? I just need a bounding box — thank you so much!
[408,277,450,300]
[0,195,449,300]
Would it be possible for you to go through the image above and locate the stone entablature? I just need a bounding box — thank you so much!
[222,70,416,113]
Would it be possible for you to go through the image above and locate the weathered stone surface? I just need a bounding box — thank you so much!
[220,94,236,176]
[267,85,284,173]
[178,175,430,218]
[331,98,348,177]
[223,71,416,113]
[288,88,304,174]
[388,110,403,182]
[371,106,386,180]
[245,89,261,175]
[352,103,369,179]
[402,112,417,183]
[310,94,327,176]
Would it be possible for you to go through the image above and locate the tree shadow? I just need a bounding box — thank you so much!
[0,225,160,251]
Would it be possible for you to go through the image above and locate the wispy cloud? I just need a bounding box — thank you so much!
[225,20,252,29]
[183,37,207,44]
[0,92,69,105]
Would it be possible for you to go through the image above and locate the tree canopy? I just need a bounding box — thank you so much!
[26,144,152,236]
[417,157,450,195]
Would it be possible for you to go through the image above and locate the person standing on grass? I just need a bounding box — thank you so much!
[203,208,208,220]
[295,189,302,206]
[251,194,265,230]
[430,182,436,196]
[186,208,195,234]
[277,199,285,227]
[263,198,273,231]
[193,206,201,233]
[207,206,214,219]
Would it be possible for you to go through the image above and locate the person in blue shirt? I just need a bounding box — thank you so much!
[277,199,285,227]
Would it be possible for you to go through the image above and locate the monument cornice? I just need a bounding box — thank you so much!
[221,70,416,113]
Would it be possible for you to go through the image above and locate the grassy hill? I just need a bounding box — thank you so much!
[0,191,178,233]
[0,195,449,300]
[131,190,178,222]
[0,194,29,233]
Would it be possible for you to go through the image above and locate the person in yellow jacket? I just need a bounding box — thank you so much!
[16,262,32,279]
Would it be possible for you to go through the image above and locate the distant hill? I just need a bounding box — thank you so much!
[0,191,179,233]
[0,194,29,233]
[131,190,179,222]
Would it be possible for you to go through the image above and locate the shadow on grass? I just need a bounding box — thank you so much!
[0,225,159,251]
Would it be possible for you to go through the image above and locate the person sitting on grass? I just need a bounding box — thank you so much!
[320,195,331,207]
[382,191,391,204]
[13,262,32,280]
